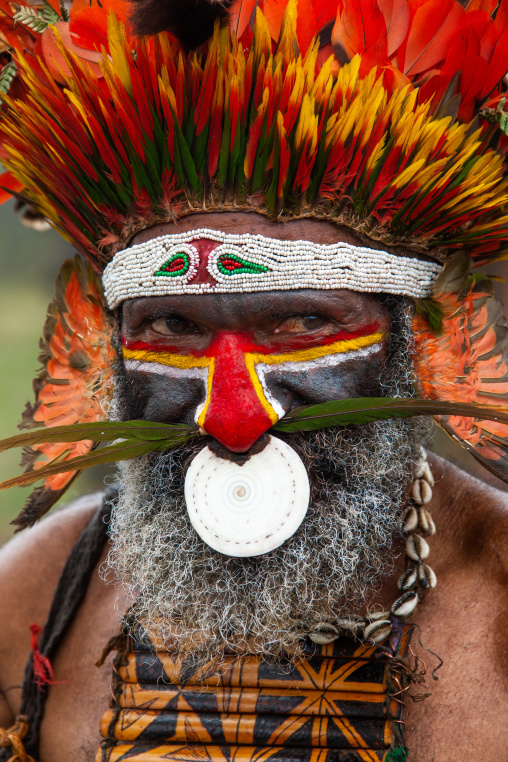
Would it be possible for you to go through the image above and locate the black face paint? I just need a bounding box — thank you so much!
[118,289,392,451]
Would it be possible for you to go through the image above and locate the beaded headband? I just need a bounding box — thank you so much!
[102,229,443,309]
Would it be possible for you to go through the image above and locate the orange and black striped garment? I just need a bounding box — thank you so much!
[97,624,412,762]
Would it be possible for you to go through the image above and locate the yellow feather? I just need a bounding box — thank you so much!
[106,12,131,95]
[392,159,426,189]
[278,0,298,59]
[253,7,272,59]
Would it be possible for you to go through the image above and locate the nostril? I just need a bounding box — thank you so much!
[208,432,271,464]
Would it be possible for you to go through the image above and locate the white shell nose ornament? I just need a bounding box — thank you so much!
[184,436,310,557]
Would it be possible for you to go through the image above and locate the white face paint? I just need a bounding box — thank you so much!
[184,436,310,557]
[123,358,211,423]
[254,342,384,419]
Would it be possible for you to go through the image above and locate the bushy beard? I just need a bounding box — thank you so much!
[105,299,428,662]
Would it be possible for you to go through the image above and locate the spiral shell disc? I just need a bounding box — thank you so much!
[184,436,310,557]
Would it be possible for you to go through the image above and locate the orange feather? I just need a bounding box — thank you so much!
[414,270,508,481]
[13,257,115,530]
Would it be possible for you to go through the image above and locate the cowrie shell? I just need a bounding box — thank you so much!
[423,464,435,487]
[402,506,418,533]
[414,448,427,478]
[391,591,419,618]
[418,508,436,536]
[418,564,437,589]
[364,620,392,644]
[336,617,363,632]
[398,568,417,591]
[184,437,310,557]
[308,624,339,645]
[365,610,391,622]
[406,534,430,561]
[414,461,426,479]
[412,478,432,505]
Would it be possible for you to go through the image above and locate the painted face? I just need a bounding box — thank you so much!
[120,287,391,453]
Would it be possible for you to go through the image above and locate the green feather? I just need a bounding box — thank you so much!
[273,397,508,433]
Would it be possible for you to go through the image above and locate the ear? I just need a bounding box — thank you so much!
[129,0,234,48]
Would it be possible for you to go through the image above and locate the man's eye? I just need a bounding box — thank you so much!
[302,315,325,330]
[275,315,326,333]
[151,314,192,335]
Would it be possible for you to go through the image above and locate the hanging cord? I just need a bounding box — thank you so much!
[28,625,59,689]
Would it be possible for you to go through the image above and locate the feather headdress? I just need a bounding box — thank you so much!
[0,0,508,525]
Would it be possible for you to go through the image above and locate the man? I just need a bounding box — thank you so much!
[0,1,507,761]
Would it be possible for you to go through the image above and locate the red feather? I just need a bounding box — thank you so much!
[69,7,109,52]
[480,21,508,98]
[439,26,488,121]
[314,0,340,26]
[0,171,23,205]
[401,0,465,77]
[229,0,259,37]
[295,0,319,51]
[377,0,410,56]
[332,0,388,62]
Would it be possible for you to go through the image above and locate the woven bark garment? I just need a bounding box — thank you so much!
[97,625,413,762]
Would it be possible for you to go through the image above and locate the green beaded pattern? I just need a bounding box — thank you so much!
[217,252,269,276]
[155,251,191,278]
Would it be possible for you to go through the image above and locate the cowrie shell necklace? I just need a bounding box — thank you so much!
[309,447,436,646]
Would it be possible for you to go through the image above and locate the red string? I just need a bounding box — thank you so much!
[29,623,58,688]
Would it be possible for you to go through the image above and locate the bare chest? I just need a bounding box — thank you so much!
[9,533,506,762]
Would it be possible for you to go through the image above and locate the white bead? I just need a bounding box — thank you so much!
[102,229,443,309]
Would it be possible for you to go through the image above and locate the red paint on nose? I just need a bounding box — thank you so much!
[201,333,274,452]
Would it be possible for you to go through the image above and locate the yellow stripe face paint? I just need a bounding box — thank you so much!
[122,328,384,451]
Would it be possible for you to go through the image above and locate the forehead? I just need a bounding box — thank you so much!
[109,210,439,319]
[129,211,370,248]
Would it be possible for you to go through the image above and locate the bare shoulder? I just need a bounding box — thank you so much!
[0,493,105,619]
[405,455,508,760]
[0,493,104,717]
[429,452,508,577]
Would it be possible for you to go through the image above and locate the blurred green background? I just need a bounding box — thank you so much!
[0,200,507,547]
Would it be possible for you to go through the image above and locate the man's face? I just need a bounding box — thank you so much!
[119,213,392,451]
[107,213,423,661]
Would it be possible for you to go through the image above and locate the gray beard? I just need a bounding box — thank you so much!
[105,299,428,661]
